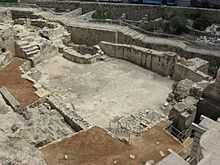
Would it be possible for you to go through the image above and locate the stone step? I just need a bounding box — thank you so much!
[28,53,42,66]
[20,35,35,40]
[23,45,39,53]
[16,40,29,47]
[25,49,40,57]
[21,43,38,50]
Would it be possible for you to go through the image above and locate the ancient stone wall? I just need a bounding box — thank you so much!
[66,26,116,46]
[0,24,15,63]
[173,63,210,82]
[99,41,176,76]
[65,23,220,68]
[63,47,99,64]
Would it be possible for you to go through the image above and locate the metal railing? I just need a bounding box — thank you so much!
[167,123,192,141]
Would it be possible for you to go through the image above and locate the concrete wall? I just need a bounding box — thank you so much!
[99,41,176,76]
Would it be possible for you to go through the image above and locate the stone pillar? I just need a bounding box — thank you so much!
[190,123,206,165]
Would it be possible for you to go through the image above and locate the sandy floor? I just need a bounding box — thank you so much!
[32,56,173,128]
[40,122,183,165]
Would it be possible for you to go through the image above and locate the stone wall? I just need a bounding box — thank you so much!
[9,7,220,67]
[20,1,220,24]
[173,58,210,82]
[99,41,176,76]
[66,26,116,46]
[196,68,220,122]
[173,64,210,82]
[63,47,99,64]
[64,23,220,67]
[46,95,90,132]
[0,24,15,63]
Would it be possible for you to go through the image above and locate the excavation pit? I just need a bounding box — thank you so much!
[31,55,173,128]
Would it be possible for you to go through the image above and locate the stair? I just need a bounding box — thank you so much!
[16,40,29,47]
[25,49,40,57]
[29,53,42,65]
[16,39,40,59]
[23,45,39,54]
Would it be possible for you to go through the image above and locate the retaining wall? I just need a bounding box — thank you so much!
[66,26,116,46]
[66,24,220,66]
[173,63,210,82]
[99,41,176,76]
[20,1,220,24]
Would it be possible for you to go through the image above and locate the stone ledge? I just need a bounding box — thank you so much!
[46,95,90,132]
[63,47,99,64]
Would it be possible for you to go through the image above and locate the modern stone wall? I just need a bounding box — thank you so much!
[99,41,176,76]
[20,1,220,24]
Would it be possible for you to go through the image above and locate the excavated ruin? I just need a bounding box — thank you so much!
[0,3,219,165]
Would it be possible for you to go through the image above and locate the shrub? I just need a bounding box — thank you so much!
[164,15,189,35]
[193,14,212,31]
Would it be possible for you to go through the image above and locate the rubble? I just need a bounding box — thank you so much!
[164,78,210,136]
[170,79,194,102]
[0,93,73,164]
[205,24,220,36]
[115,109,165,134]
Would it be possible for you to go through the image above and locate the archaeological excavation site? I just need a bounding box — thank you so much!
[0,1,220,165]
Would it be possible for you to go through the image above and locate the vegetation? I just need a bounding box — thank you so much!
[193,14,212,31]
[164,15,189,35]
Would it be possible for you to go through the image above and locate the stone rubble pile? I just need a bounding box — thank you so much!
[206,24,220,36]
[118,110,165,134]
[0,92,74,164]
[196,24,220,46]
[162,79,209,134]
[196,35,220,46]
[14,103,73,147]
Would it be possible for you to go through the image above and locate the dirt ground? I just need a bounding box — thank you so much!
[0,58,39,108]
[32,55,173,128]
[40,121,183,165]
